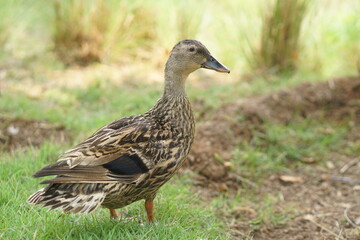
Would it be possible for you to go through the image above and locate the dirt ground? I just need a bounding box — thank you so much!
[220,157,360,240]
[260,161,359,240]
[1,76,360,239]
[0,117,67,151]
[188,76,360,181]
[188,76,360,239]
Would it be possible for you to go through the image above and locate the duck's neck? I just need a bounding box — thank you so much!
[163,66,189,97]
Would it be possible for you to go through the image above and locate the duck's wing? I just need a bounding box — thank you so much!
[33,116,162,184]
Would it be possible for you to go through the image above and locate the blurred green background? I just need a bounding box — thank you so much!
[0,0,359,77]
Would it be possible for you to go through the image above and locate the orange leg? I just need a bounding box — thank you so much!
[145,200,154,223]
[109,208,121,219]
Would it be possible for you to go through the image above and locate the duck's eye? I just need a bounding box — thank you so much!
[189,47,195,52]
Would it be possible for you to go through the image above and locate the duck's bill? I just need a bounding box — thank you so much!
[201,56,230,73]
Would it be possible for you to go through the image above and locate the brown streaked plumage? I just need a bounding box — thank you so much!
[27,39,230,222]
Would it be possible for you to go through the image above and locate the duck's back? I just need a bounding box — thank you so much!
[101,94,195,208]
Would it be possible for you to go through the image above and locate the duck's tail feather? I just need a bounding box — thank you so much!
[27,184,106,214]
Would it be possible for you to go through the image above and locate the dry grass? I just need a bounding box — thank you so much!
[52,0,156,66]
[0,23,9,52]
[0,8,10,56]
[104,2,156,62]
[53,0,108,66]
[1,0,358,78]
[250,0,309,74]
[175,4,202,41]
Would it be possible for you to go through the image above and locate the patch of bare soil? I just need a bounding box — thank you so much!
[0,117,68,151]
[185,76,360,239]
[228,157,360,240]
[187,76,360,183]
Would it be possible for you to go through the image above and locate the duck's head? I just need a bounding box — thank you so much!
[166,39,230,75]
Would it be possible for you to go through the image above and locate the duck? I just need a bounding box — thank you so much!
[27,39,230,223]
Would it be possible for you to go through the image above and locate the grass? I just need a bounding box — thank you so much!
[246,193,298,228]
[2,72,358,238]
[53,0,107,65]
[249,0,309,74]
[212,119,358,234]
[231,120,350,179]
[1,0,358,77]
[210,186,299,236]
[52,0,157,65]
[0,71,335,134]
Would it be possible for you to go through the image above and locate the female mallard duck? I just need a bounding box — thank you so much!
[27,39,230,222]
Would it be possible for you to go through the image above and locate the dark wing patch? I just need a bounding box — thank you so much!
[103,154,149,175]
[33,161,141,184]
[107,118,132,130]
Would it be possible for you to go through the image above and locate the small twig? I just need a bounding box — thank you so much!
[328,79,335,89]
[230,174,258,189]
[331,175,360,184]
[336,228,343,240]
[344,204,360,228]
[228,227,246,237]
[303,215,346,240]
[340,159,358,173]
